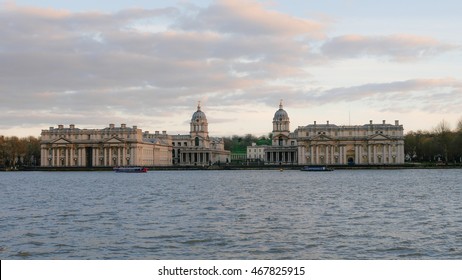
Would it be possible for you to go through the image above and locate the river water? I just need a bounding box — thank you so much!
[1,169,461,259]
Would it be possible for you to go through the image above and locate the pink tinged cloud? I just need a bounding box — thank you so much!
[175,0,326,38]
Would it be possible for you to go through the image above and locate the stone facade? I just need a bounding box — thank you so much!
[171,103,230,166]
[297,120,405,165]
[40,124,172,167]
[265,101,298,165]
[262,101,405,165]
[40,104,230,167]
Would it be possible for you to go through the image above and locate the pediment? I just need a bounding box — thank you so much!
[52,138,72,144]
[311,134,333,141]
[105,137,124,144]
[273,133,289,139]
[368,134,391,141]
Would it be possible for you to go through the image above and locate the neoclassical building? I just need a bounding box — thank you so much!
[265,101,298,164]
[263,101,405,165]
[171,103,230,166]
[40,104,230,167]
[40,124,172,167]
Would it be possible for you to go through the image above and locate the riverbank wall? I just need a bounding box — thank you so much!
[5,163,461,171]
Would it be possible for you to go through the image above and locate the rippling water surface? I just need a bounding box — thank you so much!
[1,169,461,259]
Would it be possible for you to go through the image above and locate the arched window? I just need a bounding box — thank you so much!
[195,137,200,147]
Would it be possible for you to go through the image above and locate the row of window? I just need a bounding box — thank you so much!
[305,130,397,136]
[45,133,133,140]
[172,142,188,147]
[172,137,201,147]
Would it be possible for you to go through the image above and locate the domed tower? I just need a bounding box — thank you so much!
[272,100,290,146]
[273,100,290,132]
[190,101,209,146]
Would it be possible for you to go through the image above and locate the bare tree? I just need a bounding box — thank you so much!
[434,120,452,163]
[457,117,462,132]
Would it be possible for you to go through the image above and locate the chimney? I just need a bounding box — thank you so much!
[369,120,373,125]
[327,120,329,125]
[162,130,167,135]
[155,131,159,134]
[109,124,115,129]
[314,121,317,125]
[121,124,126,128]
[70,124,75,129]
[382,120,386,124]
[395,120,399,126]
[133,126,137,130]
[58,124,64,129]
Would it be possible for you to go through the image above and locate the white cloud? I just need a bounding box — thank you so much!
[321,34,459,61]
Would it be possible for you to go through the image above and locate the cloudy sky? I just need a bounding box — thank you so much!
[1,0,461,137]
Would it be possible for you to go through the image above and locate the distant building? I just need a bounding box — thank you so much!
[247,143,267,162]
[259,100,405,165]
[171,102,230,166]
[296,119,405,165]
[265,101,298,165]
[40,124,172,167]
[40,104,230,167]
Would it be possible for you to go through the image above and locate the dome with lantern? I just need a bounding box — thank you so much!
[191,102,207,122]
[273,100,289,121]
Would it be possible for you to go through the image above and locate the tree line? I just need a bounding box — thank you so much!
[0,136,41,169]
[223,134,272,153]
[405,119,462,163]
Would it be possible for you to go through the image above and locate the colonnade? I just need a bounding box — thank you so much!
[265,150,297,164]
[300,142,405,165]
[41,145,135,167]
[179,151,211,165]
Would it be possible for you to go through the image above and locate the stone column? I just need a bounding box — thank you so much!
[330,145,334,164]
[316,145,319,165]
[51,148,55,166]
[70,148,73,166]
[298,146,303,165]
[399,144,404,163]
[373,145,377,164]
[388,144,392,164]
[76,148,80,166]
[382,145,386,164]
[355,145,359,164]
[40,148,45,167]
[66,148,70,166]
[367,145,371,164]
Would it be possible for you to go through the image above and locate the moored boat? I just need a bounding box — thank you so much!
[301,165,333,172]
[113,166,148,173]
